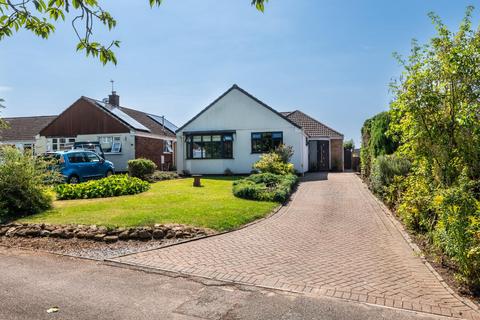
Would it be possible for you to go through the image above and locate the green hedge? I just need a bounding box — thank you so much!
[128,158,157,180]
[233,173,298,203]
[55,175,150,200]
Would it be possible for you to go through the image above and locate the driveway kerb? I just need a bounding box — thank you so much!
[355,175,479,312]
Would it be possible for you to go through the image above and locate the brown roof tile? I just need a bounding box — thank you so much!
[281,110,343,138]
[1,116,57,141]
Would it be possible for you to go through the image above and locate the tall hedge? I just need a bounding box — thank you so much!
[360,111,398,182]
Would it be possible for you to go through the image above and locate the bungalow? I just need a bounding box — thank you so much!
[176,84,344,175]
[0,115,56,153]
[36,91,177,172]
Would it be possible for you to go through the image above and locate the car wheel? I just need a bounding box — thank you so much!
[105,170,113,177]
[68,175,80,184]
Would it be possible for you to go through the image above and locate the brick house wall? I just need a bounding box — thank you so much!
[135,136,174,171]
[330,138,344,171]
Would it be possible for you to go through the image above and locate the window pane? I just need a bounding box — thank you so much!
[193,136,202,142]
[224,135,233,141]
[192,142,203,158]
[204,140,221,158]
[224,141,233,158]
[85,152,100,162]
[212,135,221,141]
[272,132,282,139]
[203,136,211,142]
[111,142,122,153]
[68,153,85,163]
[251,132,283,153]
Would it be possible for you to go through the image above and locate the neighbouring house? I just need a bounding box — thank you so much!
[176,84,344,175]
[0,115,57,153]
[36,91,177,171]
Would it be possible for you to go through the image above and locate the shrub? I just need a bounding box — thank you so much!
[55,174,150,200]
[233,173,298,203]
[370,154,411,198]
[128,158,157,180]
[224,168,234,176]
[433,187,480,289]
[253,153,294,175]
[397,174,436,233]
[146,171,179,183]
[274,144,294,163]
[0,147,55,220]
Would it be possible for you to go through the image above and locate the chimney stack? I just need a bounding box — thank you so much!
[108,91,120,106]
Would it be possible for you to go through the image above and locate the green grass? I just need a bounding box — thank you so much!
[20,177,279,231]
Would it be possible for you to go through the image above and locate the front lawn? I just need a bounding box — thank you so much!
[19,177,279,231]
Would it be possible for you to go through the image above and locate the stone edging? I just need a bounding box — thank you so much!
[0,223,212,243]
[355,174,479,313]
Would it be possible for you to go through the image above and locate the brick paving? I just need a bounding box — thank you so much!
[113,173,479,319]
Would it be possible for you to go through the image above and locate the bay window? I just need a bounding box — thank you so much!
[186,133,233,159]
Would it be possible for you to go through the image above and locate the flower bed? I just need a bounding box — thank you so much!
[55,174,150,200]
[233,173,298,203]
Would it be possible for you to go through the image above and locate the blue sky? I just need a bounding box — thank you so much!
[0,0,477,145]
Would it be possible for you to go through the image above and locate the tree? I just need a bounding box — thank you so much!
[0,0,269,65]
[0,99,7,133]
[389,6,480,186]
[343,139,355,150]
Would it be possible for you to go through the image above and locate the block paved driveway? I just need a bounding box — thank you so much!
[112,173,479,319]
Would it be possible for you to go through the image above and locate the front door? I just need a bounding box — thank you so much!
[309,140,330,172]
[317,140,330,171]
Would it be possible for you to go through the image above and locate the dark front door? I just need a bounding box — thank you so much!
[344,148,352,170]
[317,140,330,171]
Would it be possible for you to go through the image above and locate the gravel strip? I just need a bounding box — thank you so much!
[0,236,189,260]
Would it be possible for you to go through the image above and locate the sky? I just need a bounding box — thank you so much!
[0,0,478,146]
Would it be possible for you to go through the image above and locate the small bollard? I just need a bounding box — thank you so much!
[192,174,202,187]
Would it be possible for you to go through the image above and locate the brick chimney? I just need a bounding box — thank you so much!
[108,91,120,106]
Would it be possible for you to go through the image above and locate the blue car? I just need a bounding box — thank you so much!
[52,150,115,184]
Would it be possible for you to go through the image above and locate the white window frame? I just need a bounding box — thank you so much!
[98,136,122,154]
[163,140,173,153]
[48,137,76,152]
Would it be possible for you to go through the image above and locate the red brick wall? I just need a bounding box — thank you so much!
[330,138,344,171]
[135,136,174,171]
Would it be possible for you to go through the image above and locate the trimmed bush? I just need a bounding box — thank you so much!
[55,174,150,200]
[0,147,55,220]
[233,173,298,203]
[128,158,157,180]
[146,171,179,183]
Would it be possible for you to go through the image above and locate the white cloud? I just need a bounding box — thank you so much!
[0,86,12,92]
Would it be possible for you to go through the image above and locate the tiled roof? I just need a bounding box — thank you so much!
[281,110,343,138]
[1,116,57,141]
